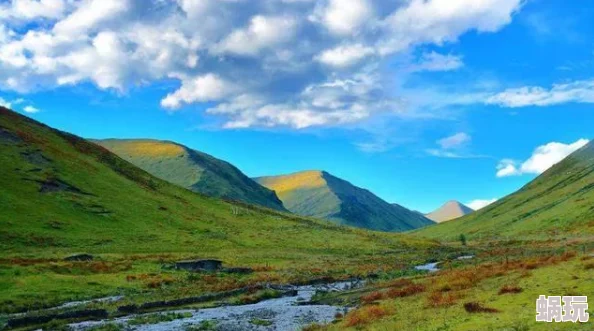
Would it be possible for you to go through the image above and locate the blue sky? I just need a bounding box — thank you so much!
[0,0,592,213]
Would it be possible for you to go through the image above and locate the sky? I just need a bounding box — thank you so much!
[0,0,592,213]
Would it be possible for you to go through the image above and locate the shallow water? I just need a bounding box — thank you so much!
[69,281,362,331]
[414,262,440,272]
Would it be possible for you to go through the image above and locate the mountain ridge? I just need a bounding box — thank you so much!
[255,170,434,232]
[94,138,286,211]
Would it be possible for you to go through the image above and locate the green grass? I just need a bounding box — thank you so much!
[0,107,437,315]
[414,141,594,242]
[325,250,594,330]
[255,170,434,232]
[95,139,286,211]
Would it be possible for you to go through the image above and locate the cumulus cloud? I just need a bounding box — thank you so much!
[316,44,375,68]
[23,105,39,113]
[496,139,589,177]
[0,0,524,128]
[214,15,297,56]
[466,198,497,210]
[0,0,68,20]
[487,79,594,107]
[162,74,233,109]
[315,0,373,36]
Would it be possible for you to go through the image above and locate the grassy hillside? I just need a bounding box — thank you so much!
[0,107,437,314]
[255,170,434,232]
[94,139,285,211]
[415,141,594,241]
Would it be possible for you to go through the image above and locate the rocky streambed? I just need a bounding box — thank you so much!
[68,281,363,331]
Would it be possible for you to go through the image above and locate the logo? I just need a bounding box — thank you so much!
[536,295,589,323]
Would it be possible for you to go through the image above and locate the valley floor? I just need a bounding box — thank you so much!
[1,238,592,330]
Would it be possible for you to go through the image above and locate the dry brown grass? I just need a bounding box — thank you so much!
[386,284,425,298]
[344,305,389,327]
[361,291,384,304]
[427,291,457,308]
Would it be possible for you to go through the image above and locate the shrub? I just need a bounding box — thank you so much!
[463,302,500,313]
[498,285,523,295]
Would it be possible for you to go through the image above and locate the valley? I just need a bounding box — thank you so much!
[1,107,592,330]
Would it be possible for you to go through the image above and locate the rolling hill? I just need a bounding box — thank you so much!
[425,200,474,223]
[0,106,432,255]
[416,140,594,240]
[0,106,439,314]
[255,170,434,232]
[94,139,285,211]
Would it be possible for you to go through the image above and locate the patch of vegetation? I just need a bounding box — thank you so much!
[185,320,218,331]
[128,312,192,325]
[249,318,273,326]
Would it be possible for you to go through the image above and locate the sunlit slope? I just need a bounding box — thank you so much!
[416,141,594,240]
[256,170,434,232]
[95,139,285,211]
[425,200,474,223]
[0,107,431,256]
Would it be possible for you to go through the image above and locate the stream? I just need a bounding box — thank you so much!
[68,281,362,331]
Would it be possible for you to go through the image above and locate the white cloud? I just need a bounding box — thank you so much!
[409,51,464,72]
[0,0,523,129]
[317,0,373,36]
[495,159,518,177]
[466,198,497,210]
[214,15,297,56]
[496,139,590,177]
[0,0,67,20]
[316,44,375,68]
[427,132,480,158]
[0,97,11,108]
[23,105,39,113]
[161,74,233,109]
[438,132,471,149]
[487,79,594,108]
[378,0,523,55]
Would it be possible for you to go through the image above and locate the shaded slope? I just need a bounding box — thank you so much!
[95,139,285,211]
[255,171,434,232]
[0,107,430,256]
[416,141,594,240]
[425,200,474,223]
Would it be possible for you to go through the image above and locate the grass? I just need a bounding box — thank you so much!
[414,141,594,241]
[324,248,594,330]
[249,318,273,326]
[0,107,437,320]
[95,139,286,211]
[255,170,434,232]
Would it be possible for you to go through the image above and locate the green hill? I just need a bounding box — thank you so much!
[0,107,436,313]
[415,140,594,241]
[94,139,285,211]
[255,170,434,232]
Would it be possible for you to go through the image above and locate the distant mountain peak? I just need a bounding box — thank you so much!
[425,200,474,223]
